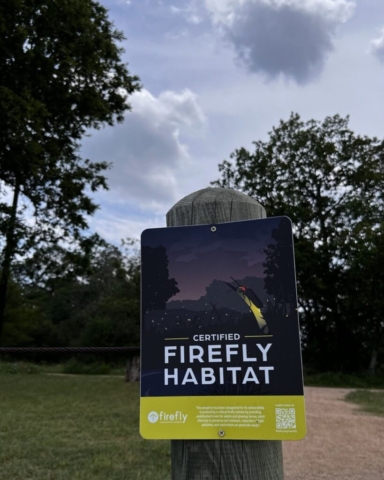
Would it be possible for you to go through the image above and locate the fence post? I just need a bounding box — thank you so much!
[166,187,284,480]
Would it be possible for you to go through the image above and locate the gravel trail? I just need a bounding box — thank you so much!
[283,387,384,480]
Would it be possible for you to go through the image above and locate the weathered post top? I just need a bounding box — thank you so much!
[166,187,266,227]
[166,186,283,480]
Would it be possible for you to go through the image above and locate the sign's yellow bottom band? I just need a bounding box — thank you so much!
[140,395,306,440]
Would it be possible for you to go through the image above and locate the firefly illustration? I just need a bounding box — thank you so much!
[224,277,269,334]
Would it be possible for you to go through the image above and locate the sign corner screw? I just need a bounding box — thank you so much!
[218,430,225,437]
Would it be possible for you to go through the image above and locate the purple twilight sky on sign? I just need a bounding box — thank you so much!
[166,231,274,301]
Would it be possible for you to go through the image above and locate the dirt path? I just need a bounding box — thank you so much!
[283,387,384,480]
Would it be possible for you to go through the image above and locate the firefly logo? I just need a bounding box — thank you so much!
[147,411,159,423]
[147,411,188,424]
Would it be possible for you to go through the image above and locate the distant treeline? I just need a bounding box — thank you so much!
[2,237,140,351]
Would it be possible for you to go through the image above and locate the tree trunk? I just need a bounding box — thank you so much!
[167,187,284,480]
[0,179,20,344]
[368,348,378,376]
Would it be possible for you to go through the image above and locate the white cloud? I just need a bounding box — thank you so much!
[188,14,203,25]
[170,1,204,25]
[170,5,181,14]
[204,0,355,83]
[164,29,189,40]
[89,211,166,243]
[81,88,207,212]
[370,27,384,64]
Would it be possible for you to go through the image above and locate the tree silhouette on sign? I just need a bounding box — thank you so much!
[263,218,296,316]
[141,245,180,311]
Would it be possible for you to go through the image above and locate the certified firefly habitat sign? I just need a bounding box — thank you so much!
[140,217,306,440]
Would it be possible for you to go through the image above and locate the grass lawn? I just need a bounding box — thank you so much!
[0,375,170,480]
[304,372,384,389]
[2,363,384,479]
[345,390,384,417]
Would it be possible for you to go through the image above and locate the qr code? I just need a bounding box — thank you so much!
[275,407,296,430]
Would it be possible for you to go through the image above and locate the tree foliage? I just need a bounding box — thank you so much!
[3,239,141,348]
[3,277,50,346]
[263,217,296,316]
[212,113,384,372]
[0,0,141,341]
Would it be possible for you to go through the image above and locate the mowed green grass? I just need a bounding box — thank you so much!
[345,389,384,417]
[0,375,170,480]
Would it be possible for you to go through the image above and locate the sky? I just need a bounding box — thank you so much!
[80,0,384,245]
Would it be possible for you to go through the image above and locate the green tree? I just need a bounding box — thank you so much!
[8,238,141,348]
[212,113,384,372]
[74,240,140,347]
[343,223,384,374]
[0,0,141,342]
[2,276,50,346]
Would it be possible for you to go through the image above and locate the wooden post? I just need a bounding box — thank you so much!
[166,187,284,480]
[125,355,140,382]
